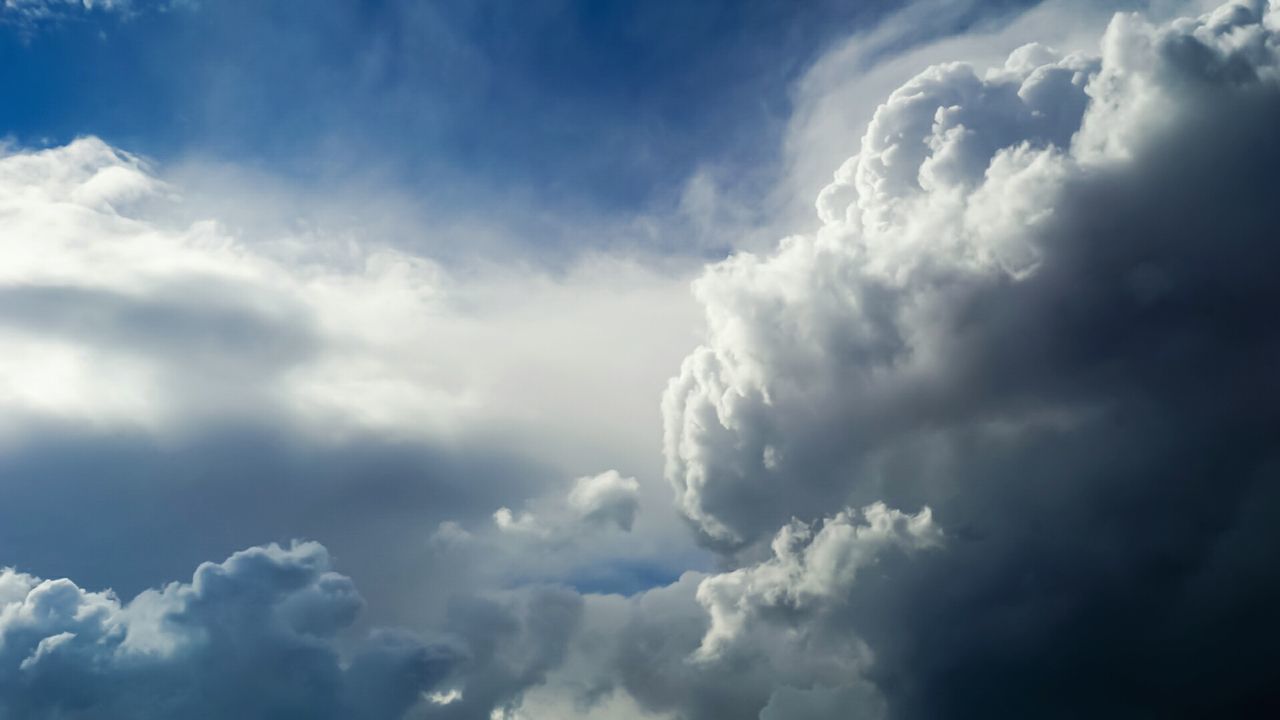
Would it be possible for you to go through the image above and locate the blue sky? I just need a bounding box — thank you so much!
[1,0,1037,219]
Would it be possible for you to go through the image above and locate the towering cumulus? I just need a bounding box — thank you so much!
[663,1,1280,715]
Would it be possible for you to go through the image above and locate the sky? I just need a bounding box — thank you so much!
[0,0,1278,718]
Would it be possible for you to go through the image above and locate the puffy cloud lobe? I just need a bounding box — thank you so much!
[567,470,641,531]
[491,469,641,539]
[662,0,1280,716]
[0,542,456,719]
[694,503,940,659]
[587,565,888,720]
[663,40,1106,549]
[550,504,933,720]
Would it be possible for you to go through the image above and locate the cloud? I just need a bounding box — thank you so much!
[0,0,150,25]
[693,503,940,660]
[666,0,1280,545]
[491,470,640,538]
[513,504,935,720]
[424,469,678,603]
[0,132,700,597]
[5,1,1280,718]
[557,562,890,720]
[567,470,641,532]
[652,0,1280,716]
[0,540,590,720]
[0,541,457,719]
[426,586,583,720]
[3,0,124,13]
[0,137,699,468]
[0,135,699,717]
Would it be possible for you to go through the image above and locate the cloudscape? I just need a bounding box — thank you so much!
[1,0,1278,718]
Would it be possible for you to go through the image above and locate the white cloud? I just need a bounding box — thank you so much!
[0,137,699,482]
[491,470,640,539]
[664,0,1280,546]
[694,503,941,659]
[567,470,641,531]
[2,0,135,23]
[489,470,639,537]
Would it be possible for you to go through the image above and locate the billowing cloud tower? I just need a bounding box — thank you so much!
[662,1,1280,715]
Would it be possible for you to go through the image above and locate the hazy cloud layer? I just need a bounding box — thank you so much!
[0,128,696,718]
[0,132,698,603]
[0,137,698,457]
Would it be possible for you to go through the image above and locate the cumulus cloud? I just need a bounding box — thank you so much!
[0,540,591,720]
[694,503,940,659]
[562,563,890,720]
[511,504,935,720]
[423,469,663,606]
[666,0,1280,544]
[653,0,1280,716]
[0,542,455,719]
[567,470,641,531]
[490,469,641,538]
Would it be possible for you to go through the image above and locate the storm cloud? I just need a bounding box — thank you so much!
[656,0,1280,716]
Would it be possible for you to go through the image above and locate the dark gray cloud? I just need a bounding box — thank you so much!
[426,586,583,719]
[651,1,1280,716]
